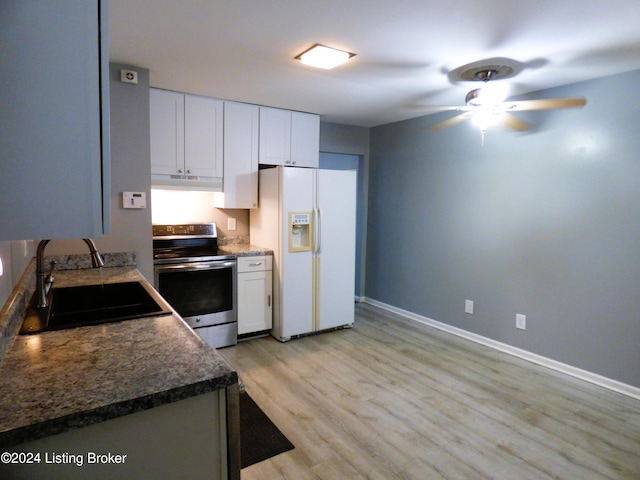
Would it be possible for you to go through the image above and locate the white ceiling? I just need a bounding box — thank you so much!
[108,0,640,127]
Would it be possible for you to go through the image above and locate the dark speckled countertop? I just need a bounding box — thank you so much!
[0,263,237,449]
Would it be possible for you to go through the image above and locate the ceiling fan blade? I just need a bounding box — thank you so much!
[503,97,587,111]
[500,112,533,131]
[427,112,472,131]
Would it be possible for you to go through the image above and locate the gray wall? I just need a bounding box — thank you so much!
[48,63,154,281]
[367,69,640,388]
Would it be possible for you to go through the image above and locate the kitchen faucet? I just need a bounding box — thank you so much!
[35,238,105,308]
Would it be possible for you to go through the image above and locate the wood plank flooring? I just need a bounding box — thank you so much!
[221,303,640,479]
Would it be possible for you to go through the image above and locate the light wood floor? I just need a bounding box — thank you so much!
[222,303,640,480]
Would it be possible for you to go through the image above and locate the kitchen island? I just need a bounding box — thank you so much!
[0,261,239,479]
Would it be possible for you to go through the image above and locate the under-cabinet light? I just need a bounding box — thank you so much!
[295,44,355,69]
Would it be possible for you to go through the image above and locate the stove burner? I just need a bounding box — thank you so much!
[152,223,234,264]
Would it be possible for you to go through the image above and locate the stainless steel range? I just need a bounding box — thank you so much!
[153,223,237,348]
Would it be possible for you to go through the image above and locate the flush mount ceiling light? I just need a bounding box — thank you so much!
[295,44,355,69]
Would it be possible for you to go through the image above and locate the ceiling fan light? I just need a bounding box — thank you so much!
[295,44,354,69]
[477,83,509,106]
[472,108,501,131]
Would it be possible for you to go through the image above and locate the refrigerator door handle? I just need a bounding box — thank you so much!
[316,207,321,254]
[312,206,318,253]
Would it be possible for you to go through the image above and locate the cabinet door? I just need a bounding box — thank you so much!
[291,112,320,168]
[214,102,259,208]
[185,95,223,178]
[238,271,273,334]
[259,107,291,166]
[150,89,185,175]
[0,0,109,240]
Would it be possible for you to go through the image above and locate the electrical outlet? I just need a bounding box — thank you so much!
[227,217,237,231]
[516,314,526,330]
[465,299,474,314]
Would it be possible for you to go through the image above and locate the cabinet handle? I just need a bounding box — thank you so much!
[186,169,192,174]
[292,161,297,165]
[177,169,183,173]
[248,262,263,267]
[267,295,271,307]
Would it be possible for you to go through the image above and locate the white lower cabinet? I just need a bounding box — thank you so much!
[1,391,234,480]
[237,256,273,335]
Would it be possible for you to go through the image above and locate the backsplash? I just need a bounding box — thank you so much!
[46,252,137,270]
[218,236,250,246]
[151,189,250,238]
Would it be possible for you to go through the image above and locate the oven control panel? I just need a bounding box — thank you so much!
[153,223,217,238]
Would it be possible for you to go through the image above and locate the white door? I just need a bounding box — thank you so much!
[316,169,357,330]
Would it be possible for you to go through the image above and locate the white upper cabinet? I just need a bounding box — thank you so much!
[259,107,291,166]
[150,89,223,190]
[259,107,319,168]
[291,111,321,168]
[214,102,260,209]
[184,95,224,178]
[150,90,319,199]
[150,89,184,176]
[0,0,110,240]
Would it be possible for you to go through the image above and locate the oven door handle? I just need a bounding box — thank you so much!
[155,261,237,272]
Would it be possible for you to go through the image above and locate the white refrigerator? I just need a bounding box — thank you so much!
[250,166,357,341]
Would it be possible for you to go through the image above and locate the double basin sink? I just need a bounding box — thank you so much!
[20,281,173,334]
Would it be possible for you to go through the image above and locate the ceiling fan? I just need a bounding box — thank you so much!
[408,67,587,135]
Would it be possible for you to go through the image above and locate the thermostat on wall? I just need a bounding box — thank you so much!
[122,192,146,209]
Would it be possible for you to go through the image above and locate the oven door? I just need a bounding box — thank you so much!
[154,260,237,329]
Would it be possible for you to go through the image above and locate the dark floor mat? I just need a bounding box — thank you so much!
[240,392,295,468]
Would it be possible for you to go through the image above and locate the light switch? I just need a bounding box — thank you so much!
[122,192,146,209]
[465,299,474,314]
[228,218,237,231]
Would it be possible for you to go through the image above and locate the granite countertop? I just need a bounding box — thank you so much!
[219,244,273,257]
[0,264,237,449]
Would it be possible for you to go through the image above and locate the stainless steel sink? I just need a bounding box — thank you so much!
[20,281,173,334]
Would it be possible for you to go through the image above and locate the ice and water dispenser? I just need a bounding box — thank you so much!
[288,212,312,252]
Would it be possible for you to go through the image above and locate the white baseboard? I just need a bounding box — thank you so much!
[363,297,640,401]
